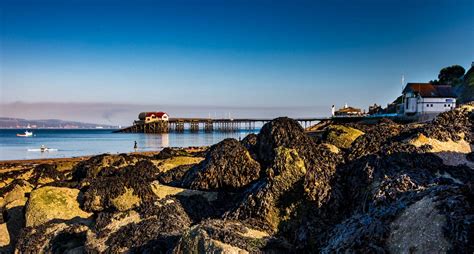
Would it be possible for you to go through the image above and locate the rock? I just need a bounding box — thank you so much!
[467,152,474,162]
[421,105,473,143]
[409,133,473,167]
[241,133,258,159]
[256,117,312,166]
[31,164,65,186]
[386,196,451,253]
[0,223,9,248]
[227,147,307,232]
[155,147,194,160]
[256,118,343,206]
[25,186,92,227]
[0,180,33,251]
[182,139,261,192]
[15,221,90,253]
[322,125,364,149]
[86,198,192,253]
[322,143,341,154]
[156,156,204,172]
[82,160,159,212]
[158,164,194,186]
[72,153,139,181]
[150,181,218,202]
[150,181,227,222]
[0,180,32,207]
[321,185,473,253]
[173,220,290,253]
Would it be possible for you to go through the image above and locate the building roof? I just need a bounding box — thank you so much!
[146,112,167,117]
[139,111,168,120]
[403,83,456,98]
[336,106,362,113]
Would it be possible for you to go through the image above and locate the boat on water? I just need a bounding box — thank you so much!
[17,130,33,137]
[27,145,58,152]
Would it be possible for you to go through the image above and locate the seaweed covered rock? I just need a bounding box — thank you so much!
[181,139,261,192]
[157,164,194,186]
[0,180,32,252]
[156,156,204,173]
[226,147,308,231]
[25,186,92,227]
[322,185,473,253]
[256,117,314,166]
[173,219,290,253]
[422,104,474,143]
[154,147,198,160]
[31,164,66,186]
[86,198,192,253]
[151,181,235,222]
[15,221,90,253]
[82,160,159,212]
[0,180,32,207]
[241,133,258,159]
[347,121,406,161]
[322,125,364,149]
[257,117,343,206]
[72,153,140,181]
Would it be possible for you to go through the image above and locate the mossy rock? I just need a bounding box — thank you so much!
[110,187,141,211]
[25,186,92,227]
[156,156,204,172]
[324,125,364,149]
[173,220,275,254]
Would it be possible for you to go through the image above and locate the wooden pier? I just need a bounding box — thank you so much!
[114,117,330,134]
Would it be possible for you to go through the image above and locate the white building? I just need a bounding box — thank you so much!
[401,83,456,118]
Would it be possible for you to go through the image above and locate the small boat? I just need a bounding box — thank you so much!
[17,131,33,137]
[27,145,58,152]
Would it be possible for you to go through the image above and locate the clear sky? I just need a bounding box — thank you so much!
[1,0,473,125]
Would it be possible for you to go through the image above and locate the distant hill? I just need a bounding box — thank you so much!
[0,117,118,129]
[456,65,474,103]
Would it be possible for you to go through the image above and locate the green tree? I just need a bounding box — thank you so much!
[438,65,465,86]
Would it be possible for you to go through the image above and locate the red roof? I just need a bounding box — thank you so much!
[403,83,456,98]
[146,112,167,118]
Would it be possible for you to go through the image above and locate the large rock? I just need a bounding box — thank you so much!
[226,147,307,231]
[72,153,140,181]
[321,185,473,253]
[181,138,261,191]
[173,220,290,253]
[15,222,90,253]
[322,125,364,149]
[386,196,450,253]
[25,186,92,227]
[82,160,159,212]
[256,117,312,166]
[86,198,192,253]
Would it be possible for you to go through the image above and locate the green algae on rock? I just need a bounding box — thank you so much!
[25,186,92,227]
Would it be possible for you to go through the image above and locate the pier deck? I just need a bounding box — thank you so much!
[115,117,332,133]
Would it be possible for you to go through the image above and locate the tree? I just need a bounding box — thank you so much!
[438,65,465,86]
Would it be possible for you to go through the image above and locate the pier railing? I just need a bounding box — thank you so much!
[115,117,330,133]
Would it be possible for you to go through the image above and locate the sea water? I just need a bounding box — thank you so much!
[0,129,258,161]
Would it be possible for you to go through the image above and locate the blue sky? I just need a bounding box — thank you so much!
[1,0,473,124]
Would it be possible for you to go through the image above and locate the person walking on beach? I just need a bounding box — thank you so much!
[134,141,138,151]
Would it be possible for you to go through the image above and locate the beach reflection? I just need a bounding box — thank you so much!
[141,133,169,149]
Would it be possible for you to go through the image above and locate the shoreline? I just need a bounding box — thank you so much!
[0,151,160,174]
[0,147,207,172]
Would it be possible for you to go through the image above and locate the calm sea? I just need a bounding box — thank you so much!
[0,129,258,161]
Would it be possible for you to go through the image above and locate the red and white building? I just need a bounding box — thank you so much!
[138,112,169,123]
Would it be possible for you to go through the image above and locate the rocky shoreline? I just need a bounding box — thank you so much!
[1,104,473,253]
